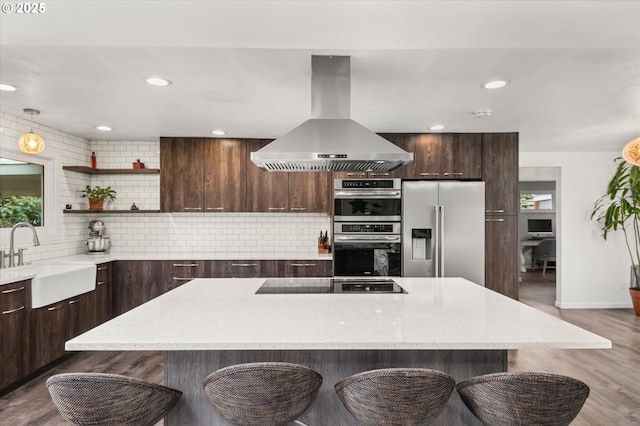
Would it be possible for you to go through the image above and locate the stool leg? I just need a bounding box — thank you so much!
[542,260,547,275]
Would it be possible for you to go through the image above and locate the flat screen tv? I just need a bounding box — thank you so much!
[527,219,553,234]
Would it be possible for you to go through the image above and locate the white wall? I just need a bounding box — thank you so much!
[520,152,632,309]
[0,112,330,262]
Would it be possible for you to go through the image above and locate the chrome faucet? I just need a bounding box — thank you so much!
[0,222,40,268]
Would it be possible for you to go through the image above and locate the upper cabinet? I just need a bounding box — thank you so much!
[379,133,482,180]
[161,138,332,214]
[482,133,519,215]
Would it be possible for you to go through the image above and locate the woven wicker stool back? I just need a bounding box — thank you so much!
[202,362,323,426]
[334,368,455,425]
[46,372,182,426]
[456,372,590,426]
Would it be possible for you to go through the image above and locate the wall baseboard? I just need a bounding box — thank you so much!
[555,301,633,309]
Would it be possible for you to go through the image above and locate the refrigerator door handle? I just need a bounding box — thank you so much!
[440,205,445,277]
[434,205,440,277]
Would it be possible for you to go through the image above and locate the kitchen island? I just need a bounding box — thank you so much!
[67,277,610,425]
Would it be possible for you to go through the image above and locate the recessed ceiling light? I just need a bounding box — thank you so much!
[96,125,112,131]
[482,79,510,89]
[146,77,172,87]
[0,83,18,91]
[211,130,226,136]
[429,124,445,131]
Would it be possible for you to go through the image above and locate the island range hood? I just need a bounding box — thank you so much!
[250,55,413,172]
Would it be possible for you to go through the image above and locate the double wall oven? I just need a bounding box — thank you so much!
[333,179,402,277]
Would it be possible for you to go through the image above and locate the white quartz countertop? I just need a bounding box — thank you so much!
[66,277,611,351]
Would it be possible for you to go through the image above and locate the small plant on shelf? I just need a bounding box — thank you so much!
[133,159,145,169]
[83,185,117,211]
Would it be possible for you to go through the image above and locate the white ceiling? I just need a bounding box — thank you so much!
[0,0,638,152]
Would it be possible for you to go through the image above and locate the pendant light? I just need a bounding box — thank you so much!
[622,137,640,166]
[18,108,45,154]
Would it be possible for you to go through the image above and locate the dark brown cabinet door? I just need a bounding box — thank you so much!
[95,263,112,324]
[246,139,289,212]
[385,134,442,179]
[30,301,68,371]
[204,139,248,212]
[482,133,519,215]
[0,280,29,389]
[284,260,333,277]
[67,291,98,338]
[112,261,162,316]
[164,260,207,292]
[485,215,520,300]
[210,260,277,278]
[441,133,482,179]
[288,172,332,213]
[160,137,205,212]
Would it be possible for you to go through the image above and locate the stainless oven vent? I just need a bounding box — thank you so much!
[250,56,413,172]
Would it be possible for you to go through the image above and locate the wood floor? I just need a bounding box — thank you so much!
[1,272,638,425]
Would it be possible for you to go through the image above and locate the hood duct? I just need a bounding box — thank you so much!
[250,55,413,172]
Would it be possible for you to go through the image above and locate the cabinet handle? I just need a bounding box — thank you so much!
[183,207,202,211]
[2,306,24,315]
[172,263,198,267]
[68,299,80,305]
[206,207,225,211]
[289,207,308,211]
[486,209,505,213]
[485,218,505,222]
[47,306,59,311]
[2,286,25,294]
[172,277,193,281]
[368,172,390,177]
[97,281,107,286]
[443,172,464,176]
[346,173,367,177]
[268,207,286,211]
[419,172,440,177]
[97,265,110,271]
[231,263,258,267]
[291,263,316,267]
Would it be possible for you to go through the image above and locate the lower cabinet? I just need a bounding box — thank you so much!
[485,215,519,300]
[1,280,29,389]
[95,263,113,324]
[283,260,333,277]
[30,300,68,371]
[210,260,278,278]
[112,260,163,316]
[67,291,98,338]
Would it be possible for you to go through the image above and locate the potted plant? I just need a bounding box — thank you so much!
[591,157,640,315]
[83,185,117,211]
[133,159,145,169]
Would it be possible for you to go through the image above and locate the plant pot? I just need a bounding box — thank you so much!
[630,288,640,316]
[88,198,104,211]
[133,162,145,169]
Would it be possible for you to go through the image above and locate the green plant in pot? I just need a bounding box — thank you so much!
[590,157,640,315]
[83,185,116,211]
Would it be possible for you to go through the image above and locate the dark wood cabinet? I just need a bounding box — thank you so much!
[441,133,482,179]
[160,137,205,212]
[204,139,248,212]
[210,260,278,278]
[288,172,332,213]
[67,291,98,338]
[482,133,519,215]
[1,280,29,389]
[30,300,68,371]
[163,260,207,292]
[283,260,333,277]
[112,260,163,316]
[95,263,112,324]
[246,139,289,212]
[485,215,520,300]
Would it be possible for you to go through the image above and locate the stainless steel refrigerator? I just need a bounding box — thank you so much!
[402,181,485,285]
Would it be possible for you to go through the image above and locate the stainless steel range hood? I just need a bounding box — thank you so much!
[250,56,413,172]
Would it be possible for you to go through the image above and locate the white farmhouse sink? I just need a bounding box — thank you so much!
[29,264,97,309]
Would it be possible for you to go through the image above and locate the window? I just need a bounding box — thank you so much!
[520,192,554,211]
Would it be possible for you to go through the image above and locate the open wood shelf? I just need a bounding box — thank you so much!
[63,210,161,214]
[63,166,160,174]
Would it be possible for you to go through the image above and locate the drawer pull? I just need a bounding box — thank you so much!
[68,299,80,305]
[368,172,390,177]
[2,286,25,294]
[346,173,367,177]
[443,172,464,176]
[291,263,316,267]
[183,207,203,211]
[97,265,110,271]
[47,306,59,311]
[172,277,193,281]
[485,218,505,222]
[231,263,258,267]
[206,207,225,211]
[419,172,440,177]
[289,207,308,211]
[172,263,198,267]
[2,306,25,315]
[97,281,107,286]
[485,209,505,213]
[268,207,286,211]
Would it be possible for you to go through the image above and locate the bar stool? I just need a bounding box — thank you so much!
[334,368,455,425]
[203,362,323,426]
[46,372,182,426]
[456,372,590,426]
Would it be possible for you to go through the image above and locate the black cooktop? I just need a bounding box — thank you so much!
[255,278,407,294]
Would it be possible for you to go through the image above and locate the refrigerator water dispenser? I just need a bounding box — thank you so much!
[411,229,431,260]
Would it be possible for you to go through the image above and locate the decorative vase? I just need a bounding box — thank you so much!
[630,288,640,316]
[88,198,104,211]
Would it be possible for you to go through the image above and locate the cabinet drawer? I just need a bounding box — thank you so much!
[284,260,333,277]
[1,280,28,308]
[210,260,276,278]
[170,261,207,277]
[96,263,112,283]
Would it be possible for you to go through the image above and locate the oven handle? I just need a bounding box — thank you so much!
[334,235,401,244]
[334,190,402,198]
